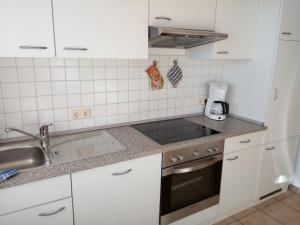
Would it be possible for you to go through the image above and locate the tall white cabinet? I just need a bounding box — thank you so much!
[52,0,148,58]
[72,154,162,225]
[0,0,55,57]
[258,0,300,197]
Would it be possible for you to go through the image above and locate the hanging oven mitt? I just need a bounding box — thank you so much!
[145,61,164,90]
[167,60,182,88]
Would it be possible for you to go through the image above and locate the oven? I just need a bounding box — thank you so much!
[160,140,224,225]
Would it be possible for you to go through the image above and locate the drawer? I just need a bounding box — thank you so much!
[0,198,73,225]
[0,175,71,216]
[224,131,265,154]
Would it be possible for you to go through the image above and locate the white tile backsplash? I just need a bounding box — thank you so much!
[0,56,223,139]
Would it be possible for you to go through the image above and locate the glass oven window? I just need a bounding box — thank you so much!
[160,159,222,216]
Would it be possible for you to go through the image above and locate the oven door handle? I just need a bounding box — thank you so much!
[163,155,223,177]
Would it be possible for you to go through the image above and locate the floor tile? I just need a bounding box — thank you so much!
[281,193,300,212]
[229,222,243,225]
[239,211,281,225]
[255,198,278,210]
[262,201,300,225]
[275,190,295,200]
[233,207,257,219]
[214,216,236,225]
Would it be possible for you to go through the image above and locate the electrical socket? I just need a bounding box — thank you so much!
[72,108,92,120]
[199,96,207,106]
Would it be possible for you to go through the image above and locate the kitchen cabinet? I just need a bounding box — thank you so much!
[187,0,260,59]
[72,154,162,225]
[52,0,148,58]
[279,0,300,41]
[0,198,73,225]
[265,40,300,144]
[219,146,261,214]
[0,0,55,57]
[149,0,216,30]
[0,175,71,216]
[258,137,299,198]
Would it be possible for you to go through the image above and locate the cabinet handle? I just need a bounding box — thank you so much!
[281,32,292,35]
[273,88,279,101]
[112,169,132,176]
[207,147,218,153]
[217,51,229,54]
[155,16,172,21]
[38,207,66,216]
[240,139,251,144]
[19,45,48,50]
[265,146,275,151]
[64,47,88,51]
[227,156,239,161]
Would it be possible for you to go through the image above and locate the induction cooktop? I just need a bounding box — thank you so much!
[131,118,220,145]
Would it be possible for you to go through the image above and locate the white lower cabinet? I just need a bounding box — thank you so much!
[219,146,261,214]
[258,137,299,198]
[72,154,162,225]
[0,198,73,225]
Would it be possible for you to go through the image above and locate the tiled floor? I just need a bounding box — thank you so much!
[214,189,300,225]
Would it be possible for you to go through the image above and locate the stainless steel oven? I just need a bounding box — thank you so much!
[160,140,224,225]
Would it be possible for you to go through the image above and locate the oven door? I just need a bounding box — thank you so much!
[160,154,223,225]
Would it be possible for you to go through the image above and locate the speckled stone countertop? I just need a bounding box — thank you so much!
[0,115,266,189]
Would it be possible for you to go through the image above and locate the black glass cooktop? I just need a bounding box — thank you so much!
[132,118,220,145]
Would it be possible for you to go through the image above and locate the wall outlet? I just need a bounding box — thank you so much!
[82,108,92,119]
[72,109,82,120]
[199,96,207,106]
[72,108,92,120]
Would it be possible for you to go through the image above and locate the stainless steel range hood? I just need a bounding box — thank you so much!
[149,26,228,49]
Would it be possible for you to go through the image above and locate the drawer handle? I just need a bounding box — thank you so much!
[38,207,66,217]
[112,169,132,176]
[19,45,48,50]
[281,32,292,35]
[207,147,218,153]
[217,51,229,54]
[227,156,239,161]
[265,146,275,151]
[155,16,172,21]
[240,139,251,144]
[64,47,88,51]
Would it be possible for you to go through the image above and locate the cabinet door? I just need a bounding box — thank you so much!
[279,0,300,41]
[149,0,216,30]
[53,0,148,58]
[219,147,261,214]
[187,0,259,59]
[265,41,300,143]
[72,154,162,225]
[0,0,55,57]
[258,137,299,198]
[0,198,73,225]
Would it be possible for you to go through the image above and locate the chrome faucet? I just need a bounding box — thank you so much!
[5,124,53,165]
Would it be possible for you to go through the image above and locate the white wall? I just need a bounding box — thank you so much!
[0,56,223,139]
[222,0,282,123]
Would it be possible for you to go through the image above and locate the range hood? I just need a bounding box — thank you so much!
[149,26,228,49]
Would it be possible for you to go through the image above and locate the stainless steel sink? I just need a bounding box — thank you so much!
[0,146,46,170]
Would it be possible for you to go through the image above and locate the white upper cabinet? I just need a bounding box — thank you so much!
[279,0,300,41]
[52,0,148,58]
[0,0,55,57]
[149,0,216,30]
[265,41,300,144]
[187,0,260,59]
[72,154,161,225]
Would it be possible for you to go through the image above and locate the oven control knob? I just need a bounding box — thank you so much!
[171,157,178,163]
[177,155,184,161]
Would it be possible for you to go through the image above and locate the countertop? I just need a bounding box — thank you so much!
[0,115,266,189]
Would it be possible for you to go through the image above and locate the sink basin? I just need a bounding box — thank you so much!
[0,146,46,170]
